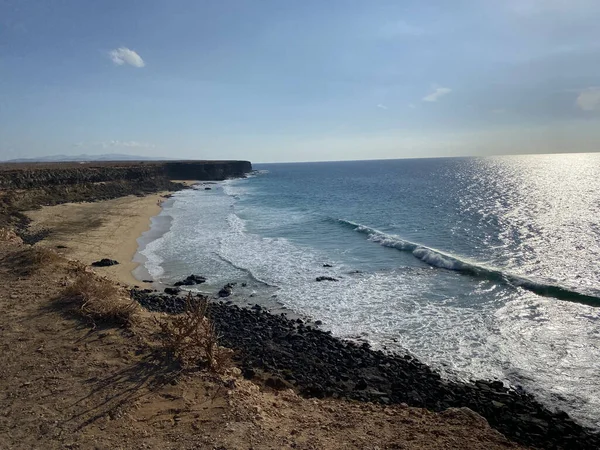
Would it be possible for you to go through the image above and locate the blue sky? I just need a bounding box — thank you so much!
[1,0,600,162]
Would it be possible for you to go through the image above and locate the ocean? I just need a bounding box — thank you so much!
[136,153,600,429]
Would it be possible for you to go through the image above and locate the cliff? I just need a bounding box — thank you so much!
[0,160,252,190]
[0,160,252,239]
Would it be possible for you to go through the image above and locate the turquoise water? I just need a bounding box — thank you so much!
[139,154,600,428]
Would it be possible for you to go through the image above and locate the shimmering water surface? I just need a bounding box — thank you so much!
[138,154,600,428]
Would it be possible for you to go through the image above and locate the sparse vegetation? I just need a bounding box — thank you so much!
[61,273,139,328]
[4,246,63,275]
[29,246,62,265]
[156,293,233,373]
[0,227,16,241]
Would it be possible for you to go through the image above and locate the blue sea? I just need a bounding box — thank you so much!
[137,153,600,429]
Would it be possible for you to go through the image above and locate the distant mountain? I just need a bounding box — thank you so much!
[4,153,167,163]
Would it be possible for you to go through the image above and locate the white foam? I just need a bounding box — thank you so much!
[138,180,600,430]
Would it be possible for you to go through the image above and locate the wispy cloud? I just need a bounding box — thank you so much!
[422,86,452,102]
[380,20,425,38]
[576,88,600,111]
[109,47,145,68]
[75,140,155,148]
[376,104,388,110]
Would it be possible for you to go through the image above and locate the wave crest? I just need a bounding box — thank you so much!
[338,219,600,307]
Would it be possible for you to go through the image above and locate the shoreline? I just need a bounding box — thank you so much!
[131,286,600,449]
[23,187,600,448]
[25,181,196,286]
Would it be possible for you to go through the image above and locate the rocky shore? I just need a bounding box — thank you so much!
[131,288,600,450]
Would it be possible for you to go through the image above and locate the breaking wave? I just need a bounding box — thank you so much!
[337,219,600,307]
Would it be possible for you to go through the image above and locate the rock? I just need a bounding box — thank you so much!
[242,368,255,379]
[174,274,207,286]
[56,245,67,249]
[204,187,212,190]
[218,283,233,297]
[355,379,368,390]
[315,276,339,282]
[322,264,333,268]
[314,320,323,326]
[126,286,600,450]
[265,376,291,390]
[164,287,181,295]
[91,258,119,267]
[142,279,153,283]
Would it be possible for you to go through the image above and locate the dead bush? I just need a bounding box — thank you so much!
[156,293,233,373]
[2,246,62,275]
[61,273,139,328]
[0,227,17,241]
[29,246,62,265]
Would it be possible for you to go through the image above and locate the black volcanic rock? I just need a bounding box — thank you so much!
[91,258,119,267]
[128,287,600,450]
[218,283,233,297]
[316,276,338,282]
[174,274,206,286]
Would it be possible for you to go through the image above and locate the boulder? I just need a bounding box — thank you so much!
[164,287,181,295]
[316,276,339,282]
[91,258,119,267]
[218,283,233,297]
[174,274,206,286]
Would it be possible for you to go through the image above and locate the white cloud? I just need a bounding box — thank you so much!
[422,86,452,102]
[376,104,388,110]
[576,87,600,111]
[109,47,145,68]
[408,103,416,109]
[75,140,155,148]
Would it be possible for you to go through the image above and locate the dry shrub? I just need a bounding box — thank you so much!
[29,246,62,265]
[4,246,62,275]
[0,227,17,241]
[157,293,233,373]
[62,273,139,328]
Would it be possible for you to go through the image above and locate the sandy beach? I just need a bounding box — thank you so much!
[26,193,170,286]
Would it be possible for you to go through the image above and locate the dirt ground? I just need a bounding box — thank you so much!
[0,217,525,449]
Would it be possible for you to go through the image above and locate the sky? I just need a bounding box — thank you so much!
[1,0,600,163]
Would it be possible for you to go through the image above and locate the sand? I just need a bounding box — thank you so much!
[26,192,171,286]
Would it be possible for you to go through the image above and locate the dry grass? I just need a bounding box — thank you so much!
[61,272,139,328]
[0,227,15,241]
[29,246,62,265]
[156,293,233,373]
[2,246,63,275]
